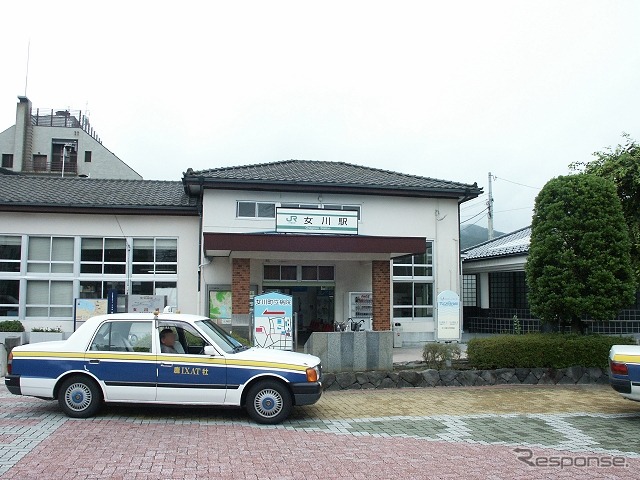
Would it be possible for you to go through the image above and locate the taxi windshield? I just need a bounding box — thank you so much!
[195,319,248,354]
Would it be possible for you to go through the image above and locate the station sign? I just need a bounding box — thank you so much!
[276,208,358,235]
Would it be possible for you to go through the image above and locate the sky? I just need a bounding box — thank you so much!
[1,0,639,233]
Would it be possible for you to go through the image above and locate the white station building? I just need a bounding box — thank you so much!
[0,97,482,345]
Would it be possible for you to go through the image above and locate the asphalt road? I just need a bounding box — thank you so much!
[1,383,639,479]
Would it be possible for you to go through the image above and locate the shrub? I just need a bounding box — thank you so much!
[422,342,461,369]
[0,320,25,332]
[31,326,63,333]
[467,333,636,370]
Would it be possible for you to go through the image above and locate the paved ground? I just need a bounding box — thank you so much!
[1,382,640,479]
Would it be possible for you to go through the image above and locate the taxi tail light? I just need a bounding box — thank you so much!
[610,361,628,376]
[306,367,318,383]
[6,352,12,375]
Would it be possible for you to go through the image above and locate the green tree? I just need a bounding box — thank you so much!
[525,174,635,332]
[570,133,640,283]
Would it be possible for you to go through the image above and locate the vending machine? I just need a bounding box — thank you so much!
[345,291,373,331]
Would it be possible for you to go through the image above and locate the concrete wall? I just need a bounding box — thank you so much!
[304,331,393,373]
[0,211,200,331]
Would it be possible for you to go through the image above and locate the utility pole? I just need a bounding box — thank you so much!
[487,172,494,240]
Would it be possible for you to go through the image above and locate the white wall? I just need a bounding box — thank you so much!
[0,211,200,330]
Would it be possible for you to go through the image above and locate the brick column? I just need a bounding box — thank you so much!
[372,260,391,331]
[232,258,250,315]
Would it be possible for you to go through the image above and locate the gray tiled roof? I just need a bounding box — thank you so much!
[185,160,481,196]
[0,176,196,212]
[462,226,531,261]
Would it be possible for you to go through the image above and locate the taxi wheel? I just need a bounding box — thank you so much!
[246,380,292,425]
[58,376,102,418]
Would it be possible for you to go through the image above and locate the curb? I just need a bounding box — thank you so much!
[322,365,609,390]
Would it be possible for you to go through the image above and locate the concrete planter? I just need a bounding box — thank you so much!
[28,332,65,344]
[0,332,26,346]
[304,331,393,373]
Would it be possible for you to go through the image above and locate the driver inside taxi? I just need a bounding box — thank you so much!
[160,328,178,354]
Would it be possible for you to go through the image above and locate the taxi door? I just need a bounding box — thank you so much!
[85,320,157,402]
[155,322,227,404]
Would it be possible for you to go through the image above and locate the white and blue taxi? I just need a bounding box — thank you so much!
[609,344,640,403]
[5,312,322,424]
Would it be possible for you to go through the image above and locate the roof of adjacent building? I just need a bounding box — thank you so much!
[183,160,482,200]
[461,226,531,261]
[0,176,197,215]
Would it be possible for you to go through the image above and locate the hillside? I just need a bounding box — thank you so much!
[460,224,505,250]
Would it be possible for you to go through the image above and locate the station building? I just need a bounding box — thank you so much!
[0,98,483,345]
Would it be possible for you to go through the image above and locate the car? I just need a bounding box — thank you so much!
[5,312,322,424]
[608,344,640,402]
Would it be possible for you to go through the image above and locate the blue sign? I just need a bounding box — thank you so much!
[253,292,293,350]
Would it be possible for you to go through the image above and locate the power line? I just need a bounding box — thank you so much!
[461,208,488,224]
[493,176,540,190]
[460,194,488,210]
[494,206,534,214]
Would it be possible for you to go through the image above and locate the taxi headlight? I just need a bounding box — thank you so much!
[306,366,320,383]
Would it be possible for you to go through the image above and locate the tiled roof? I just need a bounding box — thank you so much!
[0,176,196,212]
[185,160,481,197]
[461,226,531,261]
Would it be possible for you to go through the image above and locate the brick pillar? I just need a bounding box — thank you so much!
[372,260,391,331]
[232,258,250,315]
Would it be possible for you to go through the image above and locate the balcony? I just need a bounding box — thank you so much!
[22,158,78,176]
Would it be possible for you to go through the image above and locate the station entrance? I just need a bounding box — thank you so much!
[263,285,335,349]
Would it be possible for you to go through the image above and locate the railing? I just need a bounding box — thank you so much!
[465,308,640,335]
[30,108,102,144]
[22,158,78,175]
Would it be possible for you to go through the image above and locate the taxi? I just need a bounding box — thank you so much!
[5,312,322,424]
[609,344,640,402]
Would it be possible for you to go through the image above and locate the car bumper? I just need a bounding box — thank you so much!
[290,381,322,405]
[5,375,21,395]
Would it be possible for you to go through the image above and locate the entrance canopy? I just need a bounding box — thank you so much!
[203,233,426,258]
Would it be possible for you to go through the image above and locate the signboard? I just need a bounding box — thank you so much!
[209,290,232,324]
[276,208,358,235]
[253,292,293,351]
[435,290,461,342]
[128,295,166,313]
[74,298,108,330]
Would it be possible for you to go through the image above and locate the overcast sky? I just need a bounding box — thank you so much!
[1,1,639,232]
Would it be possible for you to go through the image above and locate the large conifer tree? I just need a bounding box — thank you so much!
[526,174,635,332]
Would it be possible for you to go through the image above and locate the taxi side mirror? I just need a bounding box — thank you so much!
[204,345,218,356]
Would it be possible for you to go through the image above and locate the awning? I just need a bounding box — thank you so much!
[203,233,426,258]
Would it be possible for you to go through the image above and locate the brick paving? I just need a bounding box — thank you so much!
[1,383,639,479]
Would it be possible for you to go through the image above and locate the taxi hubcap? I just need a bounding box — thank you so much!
[254,388,283,418]
[65,383,92,411]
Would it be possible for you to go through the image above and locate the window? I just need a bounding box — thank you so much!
[26,280,73,317]
[80,281,125,299]
[51,139,77,174]
[393,243,433,277]
[1,154,13,168]
[81,238,126,274]
[28,237,74,274]
[84,151,92,162]
[32,154,47,171]
[90,321,152,352]
[0,280,19,317]
[392,241,434,319]
[236,201,276,218]
[264,265,335,282]
[489,272,528,309]
[463,274,477,307]
[132,238,177,274]
[0,236,21,273]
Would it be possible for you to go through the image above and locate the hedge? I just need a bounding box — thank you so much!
[0,320,24,332]
[467,333,637,370]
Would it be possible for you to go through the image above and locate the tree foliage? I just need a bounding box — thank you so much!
[570,133,640,283]
[525,174,635,332]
